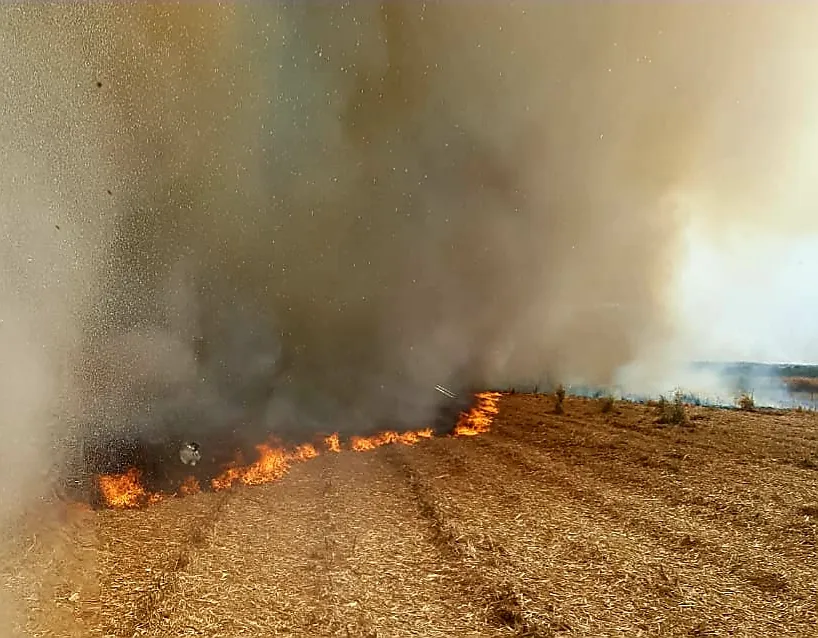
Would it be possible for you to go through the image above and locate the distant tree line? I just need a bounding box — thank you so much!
[691,361,818,380]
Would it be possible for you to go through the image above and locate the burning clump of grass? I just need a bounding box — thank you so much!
[98,468,150,510]
[96,392,502,510]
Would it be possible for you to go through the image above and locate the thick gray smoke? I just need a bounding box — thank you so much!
[2,2,818,488]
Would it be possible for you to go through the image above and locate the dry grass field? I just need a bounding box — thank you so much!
[2,394,818,637]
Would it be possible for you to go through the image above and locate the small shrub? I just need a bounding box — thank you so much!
[600,395,615,413]
[655,391,688,425]
[554,384,566,414]
[737,392,755,411]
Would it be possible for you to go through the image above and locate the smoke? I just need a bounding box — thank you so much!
[0,2,817,497]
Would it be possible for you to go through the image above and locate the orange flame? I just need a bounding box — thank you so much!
[454,391,501,436]
[292,443,319,462]
[325,433,341,453]
[179,476,201,496]
[98,468,148,509]
[350,428,434,451]
[97,391,502,509]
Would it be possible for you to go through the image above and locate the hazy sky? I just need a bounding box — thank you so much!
[660,3,818,368]
[674,228,818,365]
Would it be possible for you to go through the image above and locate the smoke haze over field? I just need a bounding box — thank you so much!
[1,2,818,514]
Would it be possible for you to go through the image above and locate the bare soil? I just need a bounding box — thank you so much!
[3,394,817,637]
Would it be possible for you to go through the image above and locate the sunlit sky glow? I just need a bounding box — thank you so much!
[674,226,818,365]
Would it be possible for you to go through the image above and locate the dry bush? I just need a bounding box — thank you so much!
[600,395,615,413]
[655,392,688,426]
[554,384,565,414]
[737,392,755,411]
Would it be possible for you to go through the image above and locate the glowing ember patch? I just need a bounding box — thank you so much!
[97,391,503,509]
[179,476,201,496]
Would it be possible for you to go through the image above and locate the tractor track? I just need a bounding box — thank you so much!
[386,443,571,637]
[101,491,233,637]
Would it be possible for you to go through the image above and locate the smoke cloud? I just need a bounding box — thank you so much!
[1,2,818,497]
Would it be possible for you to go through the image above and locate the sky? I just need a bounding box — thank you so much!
[674,228,818,365]
[659,2,818,368]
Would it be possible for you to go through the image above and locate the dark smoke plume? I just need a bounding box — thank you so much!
[1,2,817,488]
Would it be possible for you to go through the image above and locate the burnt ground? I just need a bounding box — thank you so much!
[2,394,818,637]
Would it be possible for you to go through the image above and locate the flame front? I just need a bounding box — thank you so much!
[97,391,502,509]
[350,428,434,451]
[454,391,501,436]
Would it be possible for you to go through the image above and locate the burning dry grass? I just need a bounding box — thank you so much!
[95,392,502,510]
[7,393,818,636]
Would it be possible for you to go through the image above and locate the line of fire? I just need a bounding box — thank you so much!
[80,392,501,510]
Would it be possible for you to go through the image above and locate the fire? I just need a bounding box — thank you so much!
[325,433,341,453]
[292,443,319,462]
[98,468,148,510]
[97,391,502,509]
[350,428,434,451]
[213,443,289,489]
[454,391,501,436]
[179,476,201,496]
